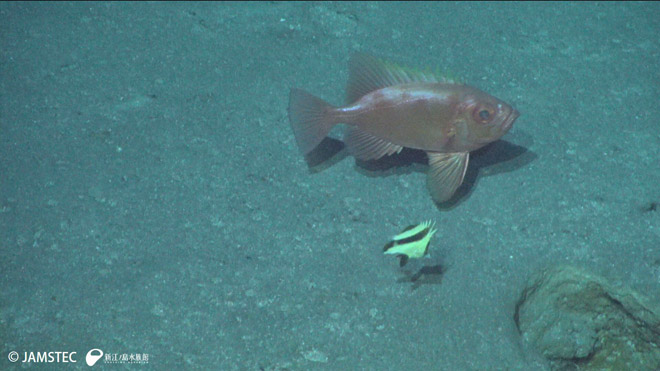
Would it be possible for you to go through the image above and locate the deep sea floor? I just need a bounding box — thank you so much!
[1,2,659,370]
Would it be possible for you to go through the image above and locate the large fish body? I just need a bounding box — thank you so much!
[288,54,519,203]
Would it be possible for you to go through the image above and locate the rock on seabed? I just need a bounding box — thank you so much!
[514,265,660,370]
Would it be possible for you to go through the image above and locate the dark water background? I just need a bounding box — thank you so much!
[1,2,659,370]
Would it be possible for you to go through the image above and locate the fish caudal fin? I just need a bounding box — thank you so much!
[288,89,337,155]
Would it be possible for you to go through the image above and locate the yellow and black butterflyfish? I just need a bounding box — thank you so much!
[383,220,437,267]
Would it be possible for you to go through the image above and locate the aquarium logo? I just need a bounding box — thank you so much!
[86,349,103,366]
[103,352,150,364]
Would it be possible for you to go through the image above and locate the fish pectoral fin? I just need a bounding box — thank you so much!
[426,152,469,203]
[345,127,403,161]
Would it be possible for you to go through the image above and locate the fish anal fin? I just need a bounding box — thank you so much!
[398,255,409,267]
[344,127,403,161]
[426,152,469,203]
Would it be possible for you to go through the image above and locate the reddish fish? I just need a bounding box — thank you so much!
[288,54,519,203]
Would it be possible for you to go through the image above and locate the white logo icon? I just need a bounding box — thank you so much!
[86,349,103,366]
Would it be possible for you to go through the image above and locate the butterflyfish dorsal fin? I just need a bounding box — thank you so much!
[393,223,427,242]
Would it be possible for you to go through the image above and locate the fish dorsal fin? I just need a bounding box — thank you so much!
[344,126,403,160]
[398,225,418,236]
[346,53,454,103]
[426,152,469,203]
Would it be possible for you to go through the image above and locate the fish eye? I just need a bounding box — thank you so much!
[473,104,496,124]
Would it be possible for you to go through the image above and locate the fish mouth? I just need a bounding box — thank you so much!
[501,108,519,132]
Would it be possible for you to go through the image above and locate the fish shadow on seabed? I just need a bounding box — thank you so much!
[449,138,537,207]
[304,133,537,210]
[397,262,445,291]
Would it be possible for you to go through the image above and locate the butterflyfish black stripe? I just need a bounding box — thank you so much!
[394,227,430,245]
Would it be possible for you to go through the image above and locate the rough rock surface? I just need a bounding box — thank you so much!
[515,265,660,370]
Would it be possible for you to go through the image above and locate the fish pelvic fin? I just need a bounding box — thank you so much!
[288,88,338,155]
[426,152,469,203]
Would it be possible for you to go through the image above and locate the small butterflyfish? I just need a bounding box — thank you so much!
[383,220,437,267]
